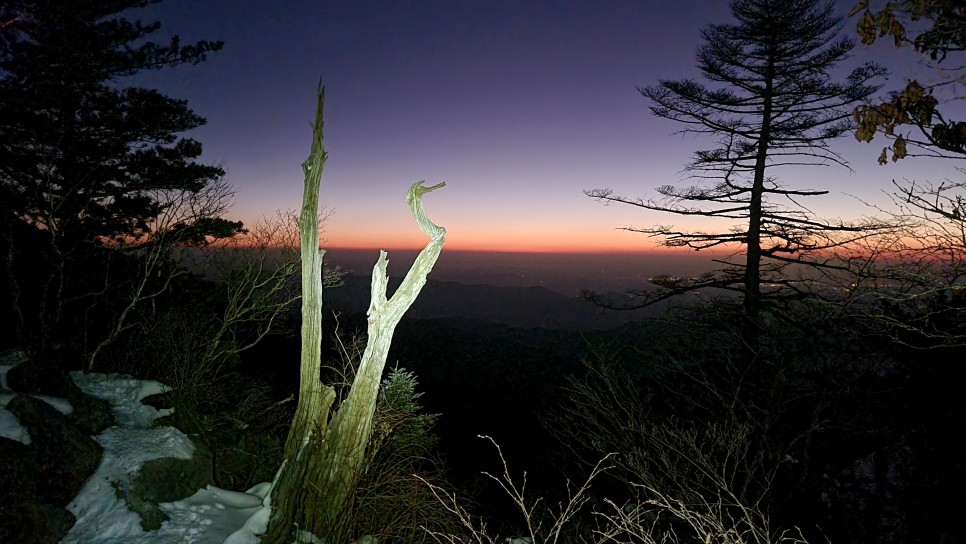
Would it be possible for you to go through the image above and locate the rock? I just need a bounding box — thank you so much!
[142,391,210,439]
[66,375,115,434]
[141,390,177,411]
[5,360,72,396]
[6,394,103,506]
[125,440,214,530]
[0,348,27,368]
[0,382,84,544]
[141,390,180,427]
[0,436,39,503]
[0,435,77,543]
[0,502,76,544]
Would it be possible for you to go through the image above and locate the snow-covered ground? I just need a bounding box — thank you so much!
[0,363,271,544]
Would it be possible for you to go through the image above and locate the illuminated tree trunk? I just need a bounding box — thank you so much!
[265,86,447,543]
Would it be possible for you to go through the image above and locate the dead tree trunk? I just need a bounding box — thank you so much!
[265,85,447,543]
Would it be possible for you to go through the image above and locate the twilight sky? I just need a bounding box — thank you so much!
[129,0,962,253]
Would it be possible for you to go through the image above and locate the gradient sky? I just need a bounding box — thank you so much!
[127,0,964,253]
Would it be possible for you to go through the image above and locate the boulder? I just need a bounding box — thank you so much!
[5,360,72,396]
[123,440,214,530]
[66,376,115,434]
[0,436,39,503]
[6,394,103,506]
[0,348,27,371]
[0,424,78,544]
[0,502,76,544]
[141,390,177,410]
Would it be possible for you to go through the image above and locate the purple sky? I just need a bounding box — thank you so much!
[128,0,963,252]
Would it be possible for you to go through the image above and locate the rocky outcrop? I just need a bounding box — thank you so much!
[1,353,216,538]
[5,394,104,505]
[5,358,73,396]
[0,393,102,544]
[123,441,214,530]
[0,436,39,504]
[65,376,114,435]
[1,349,113,542]
[0,502,76,544]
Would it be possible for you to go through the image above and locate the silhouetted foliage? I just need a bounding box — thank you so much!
[0,0,234,359]
[587,0,888,352]
[851,0,966,161]
[853,0,965,57]
[844,1,966,346]
[548,299,963,543]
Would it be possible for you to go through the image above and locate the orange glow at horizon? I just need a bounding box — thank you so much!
[329,228,629,253]
[223,210,747,255]
[324,228,738,255]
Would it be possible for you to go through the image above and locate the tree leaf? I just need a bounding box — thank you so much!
[892,135,908,161]
[847,0,868,18]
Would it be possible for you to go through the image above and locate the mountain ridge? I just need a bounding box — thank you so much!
[323,274,668,331]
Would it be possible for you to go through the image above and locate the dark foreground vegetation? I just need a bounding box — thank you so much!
[312,296,965,543]
[4,265,964,542]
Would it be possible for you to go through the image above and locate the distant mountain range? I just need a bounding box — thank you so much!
[323,248,724,296]
[323,274,675,331]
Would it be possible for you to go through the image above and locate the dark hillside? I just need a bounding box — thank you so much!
[323,274,669,331]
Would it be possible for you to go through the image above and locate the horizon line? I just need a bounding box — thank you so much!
[323,245,731,256]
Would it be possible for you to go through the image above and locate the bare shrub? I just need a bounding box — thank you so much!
[421,436,614,544]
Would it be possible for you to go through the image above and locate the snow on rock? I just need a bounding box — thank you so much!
[1,364,276,544]
[0,364,30,444]
[0,361,76,442]
[0,371,74,443]
[32,393,74,415]
[0,392,31,444]
[0,362,14,390]
[70,371,172,428]
[159,483,273,544]
[60,371,275,544]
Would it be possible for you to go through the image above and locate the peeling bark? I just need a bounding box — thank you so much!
[265,85,447,543]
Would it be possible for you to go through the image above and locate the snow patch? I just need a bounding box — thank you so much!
[3,366,278,543]
[0,366,29,444]
[32,394,74,415]
[162,484,272,544]
[0,363,14,390]
[60,371,274,544]
[0,394,30,444]
[70,371,171,428]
